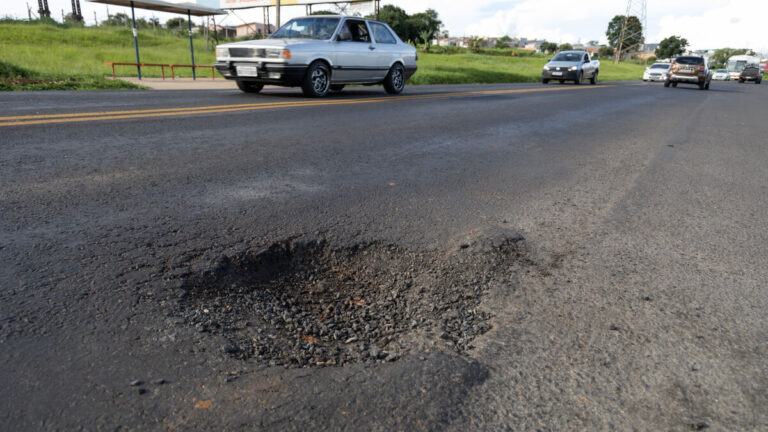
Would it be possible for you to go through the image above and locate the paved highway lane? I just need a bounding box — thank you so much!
[1,82,767,430]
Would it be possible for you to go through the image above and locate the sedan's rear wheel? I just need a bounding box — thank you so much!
[302,62,331,98]
[236,80,264,93]
[383,63,406,94]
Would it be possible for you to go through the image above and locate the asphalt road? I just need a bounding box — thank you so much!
[1,81,767,431]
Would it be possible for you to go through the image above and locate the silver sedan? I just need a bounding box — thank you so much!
[215,16,418,97]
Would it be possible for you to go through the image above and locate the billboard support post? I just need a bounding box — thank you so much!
[275,0,280,29]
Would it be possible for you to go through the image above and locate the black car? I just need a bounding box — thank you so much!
[738,66,763,84]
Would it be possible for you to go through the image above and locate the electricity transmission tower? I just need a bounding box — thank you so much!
[37,0,51,18]
[614,0,647,63]
[71,0,83,22]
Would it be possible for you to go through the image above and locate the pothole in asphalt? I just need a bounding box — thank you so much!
[177,233,527,368]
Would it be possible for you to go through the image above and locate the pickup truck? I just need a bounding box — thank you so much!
[542,50,600,85]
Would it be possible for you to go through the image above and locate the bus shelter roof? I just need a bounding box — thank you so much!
[87,0,225,16]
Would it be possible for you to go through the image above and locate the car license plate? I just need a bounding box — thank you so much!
[552,71,563,76]
[681,67,694,73]
[236,66,259,77]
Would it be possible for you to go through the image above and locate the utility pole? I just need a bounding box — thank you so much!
[615,0,647,63]
[276,0,281,29]
[27,2,32,20]
[94,11,98,25]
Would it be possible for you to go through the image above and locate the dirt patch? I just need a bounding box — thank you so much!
[177,233,527,367]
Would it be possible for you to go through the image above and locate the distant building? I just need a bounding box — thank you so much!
[209,22,274,39]
[435,37,469,48]
[521,40,545,51]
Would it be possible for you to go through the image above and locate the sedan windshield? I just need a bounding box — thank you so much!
[271,17,340,40]
[552,52,582,62]
[650,64,669,69]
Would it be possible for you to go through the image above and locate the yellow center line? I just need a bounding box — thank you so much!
[0,85,618,127]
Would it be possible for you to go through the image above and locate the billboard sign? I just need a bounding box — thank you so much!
[220,0,372,9]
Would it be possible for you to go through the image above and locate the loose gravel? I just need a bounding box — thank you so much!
[176,234,527,368]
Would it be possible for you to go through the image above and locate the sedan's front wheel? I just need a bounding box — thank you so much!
[590,70,598,85]
[383,63,406,94]
[302,62,331,98]
[574,71,583,85]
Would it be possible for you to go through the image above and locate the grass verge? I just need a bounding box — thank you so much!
[411,52,646,85]
[0,60,141,90]
[1,22,648,89]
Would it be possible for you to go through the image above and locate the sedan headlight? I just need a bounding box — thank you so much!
[266,48,292,59]
[569,66,578,71]
[543,65,550,71]
[216,47,228,58]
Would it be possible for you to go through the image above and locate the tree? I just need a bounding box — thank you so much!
[63,13,84,25]
[655,35,688,59]
[310,10,334,15]
[587,40,600,47]
[374,5,414,42]
[709,48,749,68]
[166,17,189,30]
[558,43,573,51]
[540,42,558,54]
[409,9,442,44]
[467,36,484,53]
[103,12,129,27]
[373,6,442,44]
[495,35,513,49]
[606,15,644,53]
[598,45,614,58]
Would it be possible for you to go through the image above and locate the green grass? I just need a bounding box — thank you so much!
[0,59,141,90]
[0,22,648,90]
[0,23,216,81]
[411,52,647,85]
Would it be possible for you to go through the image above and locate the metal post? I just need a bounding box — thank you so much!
[276,0,281,29]
[130,1,141,79]
[212,15,218,45]
[188,10,196,80]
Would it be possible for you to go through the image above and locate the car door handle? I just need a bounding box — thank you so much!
[368,45,376,51]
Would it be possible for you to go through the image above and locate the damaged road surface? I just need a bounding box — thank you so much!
[2,83,768,430]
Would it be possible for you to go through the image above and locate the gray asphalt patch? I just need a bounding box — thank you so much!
[177,232,527,368]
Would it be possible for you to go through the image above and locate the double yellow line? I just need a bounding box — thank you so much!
[0,85,615,128]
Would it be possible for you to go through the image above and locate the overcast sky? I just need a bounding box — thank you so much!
[3,0,766,52]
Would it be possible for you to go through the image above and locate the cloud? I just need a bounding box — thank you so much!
[388,0,767,51]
